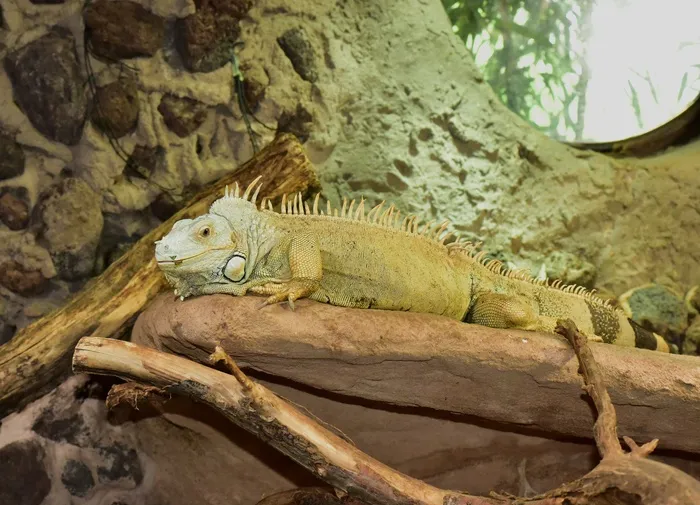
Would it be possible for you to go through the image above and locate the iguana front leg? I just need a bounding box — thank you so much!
[249,232,322,310]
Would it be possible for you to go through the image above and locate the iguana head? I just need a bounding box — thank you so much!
[155,177,269,299]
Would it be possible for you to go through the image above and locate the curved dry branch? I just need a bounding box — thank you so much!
[0,134,320,417]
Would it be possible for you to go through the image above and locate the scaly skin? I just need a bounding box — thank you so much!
[155,177,669,352]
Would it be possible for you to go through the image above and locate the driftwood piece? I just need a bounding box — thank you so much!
[0,134,320,417]
[131,294,700,454]
[72,324,700,505]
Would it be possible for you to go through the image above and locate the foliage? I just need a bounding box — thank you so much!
[442,0,593,140]
[442,1,700,142]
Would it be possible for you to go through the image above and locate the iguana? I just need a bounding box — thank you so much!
[154,176,669,352]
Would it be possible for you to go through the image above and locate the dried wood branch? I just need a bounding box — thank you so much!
[72,336,700,505]
[72,337,502,505]
[132,294,700,454]
[0,134,320,417]
[555,319,624,459]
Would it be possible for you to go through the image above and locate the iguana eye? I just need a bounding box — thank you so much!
[199,226,211,238]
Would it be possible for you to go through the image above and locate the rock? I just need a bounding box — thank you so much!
[619,283,689,338]
[4,28,87,145]
[29,0,66,3]
[97,209,157,270]
[0,134,25,180]
[33,404,90,446]
[61,459,95,497]
[543,251,597,288]
[0,260,49,296]
[149,192,186,221]
[158,94,208,137]
[277,28,318,82]
[0,294,22,345]
[0,440,51,505]
[277,104,314,143]
[683,317,700,355]
[92,78,140,138]
[176,0,252,72]
[37,177,104,280]
[685,285,700,317]
[84,1,165,60]
[0,231,56,287]
[240,65,267,111]
[0,321,15,345]
[97,442,143,486]
[0,186,30,230]
[125,145,164,180]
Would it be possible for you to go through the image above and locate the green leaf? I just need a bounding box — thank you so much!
[678,72,689,102]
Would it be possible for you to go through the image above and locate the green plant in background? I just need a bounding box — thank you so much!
[443,0,700,142]
[442,0,594,141]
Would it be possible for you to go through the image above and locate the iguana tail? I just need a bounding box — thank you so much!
[450,242,670,352]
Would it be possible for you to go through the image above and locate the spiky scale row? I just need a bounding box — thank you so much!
[221,177,617,312]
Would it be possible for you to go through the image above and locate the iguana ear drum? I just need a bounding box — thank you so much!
[224,253,246,282]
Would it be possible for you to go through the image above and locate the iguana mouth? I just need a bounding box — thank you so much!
[155,246,235,266]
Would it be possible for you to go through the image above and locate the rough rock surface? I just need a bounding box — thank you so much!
[158,94,208,137]
[84,0,166,60]
[125,145,164,181]
[619,283,689,338]
[0,260,49,296]
[177,0,251,72]
[0,133,25,180]
[0,375,152,505]
[684,317,700,355]
[4,27,86,145]
[0,232,55,299]
[36,178,104,280]
[61,459,95,497]
[0,291,22,344]
[277,28,318,83]
[91,78,140,138]
[0,439,51,505]
[0,185,30,230]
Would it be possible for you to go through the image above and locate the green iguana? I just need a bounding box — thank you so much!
[154,176,669,352]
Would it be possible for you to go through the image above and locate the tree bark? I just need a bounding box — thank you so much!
[131,294,700,455]
[71,329,700,505]
[0,134,320,418]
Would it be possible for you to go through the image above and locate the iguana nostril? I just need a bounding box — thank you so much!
[170,255,177,260]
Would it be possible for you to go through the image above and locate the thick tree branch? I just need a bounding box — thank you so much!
[0,134,320,417]
[132,294,700,454]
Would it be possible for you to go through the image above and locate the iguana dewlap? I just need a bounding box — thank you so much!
[154,177,669,352]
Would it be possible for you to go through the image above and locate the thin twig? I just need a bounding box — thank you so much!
[555,319,623,458]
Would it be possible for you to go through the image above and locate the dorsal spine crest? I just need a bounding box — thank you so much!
[218,178,618,313]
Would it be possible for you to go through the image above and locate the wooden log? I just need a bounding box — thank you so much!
[0,134,320,417]
[132,294,700,455]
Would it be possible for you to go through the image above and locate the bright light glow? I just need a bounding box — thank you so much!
[582,0,700,141]
[465,0,700,142]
